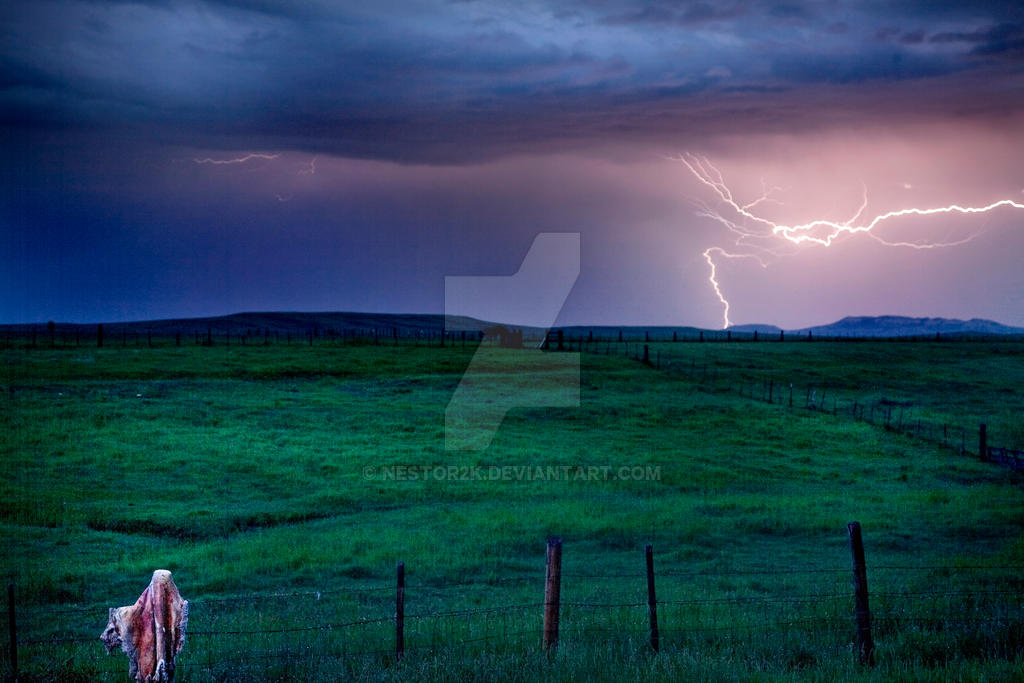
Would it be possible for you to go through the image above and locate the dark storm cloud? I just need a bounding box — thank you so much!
[598,1,750,26]
[3,0,1024,327]
[930,22,1024,56]
[2,0,1023,163]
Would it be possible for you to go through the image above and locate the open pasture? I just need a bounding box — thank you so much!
[2,339,1023,680]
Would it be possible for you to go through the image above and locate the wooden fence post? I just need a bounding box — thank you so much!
[645,545,659,653]
[543,537,563,651]
[7,582,16,678]
[396,562,405,662]
[979,423,988,461]
[847,522,875,666]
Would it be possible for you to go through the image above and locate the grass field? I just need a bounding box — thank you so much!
[2,338,1023,680]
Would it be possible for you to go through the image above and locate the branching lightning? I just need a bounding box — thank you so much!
[190,153,280,165]
[676,153,1024,328]
[299,156,318,175]
[182,152,319,201]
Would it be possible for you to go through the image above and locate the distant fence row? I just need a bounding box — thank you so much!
[569,336,1024,473]
[0,324,487,349]
[4,325,1021,470]
[4,524,1024,680]
[5,323,1024,350]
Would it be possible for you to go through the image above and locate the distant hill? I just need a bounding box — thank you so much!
[0,312,495,337]
[727,323,782,334]
[4,312,1023,341]
[557,325,708,341]
[791,316,1024,338]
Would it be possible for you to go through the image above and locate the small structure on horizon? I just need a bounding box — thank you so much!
[484,325,524,348]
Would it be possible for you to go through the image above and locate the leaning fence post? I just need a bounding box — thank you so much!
[645,545,659,653]
[847,522,875,666]
[979,423,988,461]
[7,582,16,678]
[543,537,563,652]
[395,562,405,661]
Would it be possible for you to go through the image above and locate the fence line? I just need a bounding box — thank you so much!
[570,337,1022,471]
[3,328,1019,464]
[988,446,1024,470]
[5,529,1024,679]
[4,325,1023,352]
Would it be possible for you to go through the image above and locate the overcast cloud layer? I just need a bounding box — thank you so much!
[3,1,1024,326]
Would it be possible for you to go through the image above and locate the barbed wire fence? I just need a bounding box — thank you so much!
[4,326,1021,463]
[4,528,1024,680]
[560,334,1024,470]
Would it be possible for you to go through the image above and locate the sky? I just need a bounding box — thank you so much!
[2,0,1024,328]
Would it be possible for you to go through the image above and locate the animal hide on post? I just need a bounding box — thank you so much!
[101,570,189,682]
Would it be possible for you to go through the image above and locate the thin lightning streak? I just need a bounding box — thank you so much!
[191,153,280,165]
[677,153,1024,328]
[703,248,768,329]
[703,249,728,329]
[770,199,1024,247]
[866,232,978,249]
[177,151,325,204]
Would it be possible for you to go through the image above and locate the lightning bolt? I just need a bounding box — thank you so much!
[180,152,318,202]
[190,153,280,165]
[299,156,318,175]
[677,153,1024,328]
[703,248,768,329]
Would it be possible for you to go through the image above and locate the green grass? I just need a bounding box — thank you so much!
[641,339,1024,449]
[1,340,1023,680]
